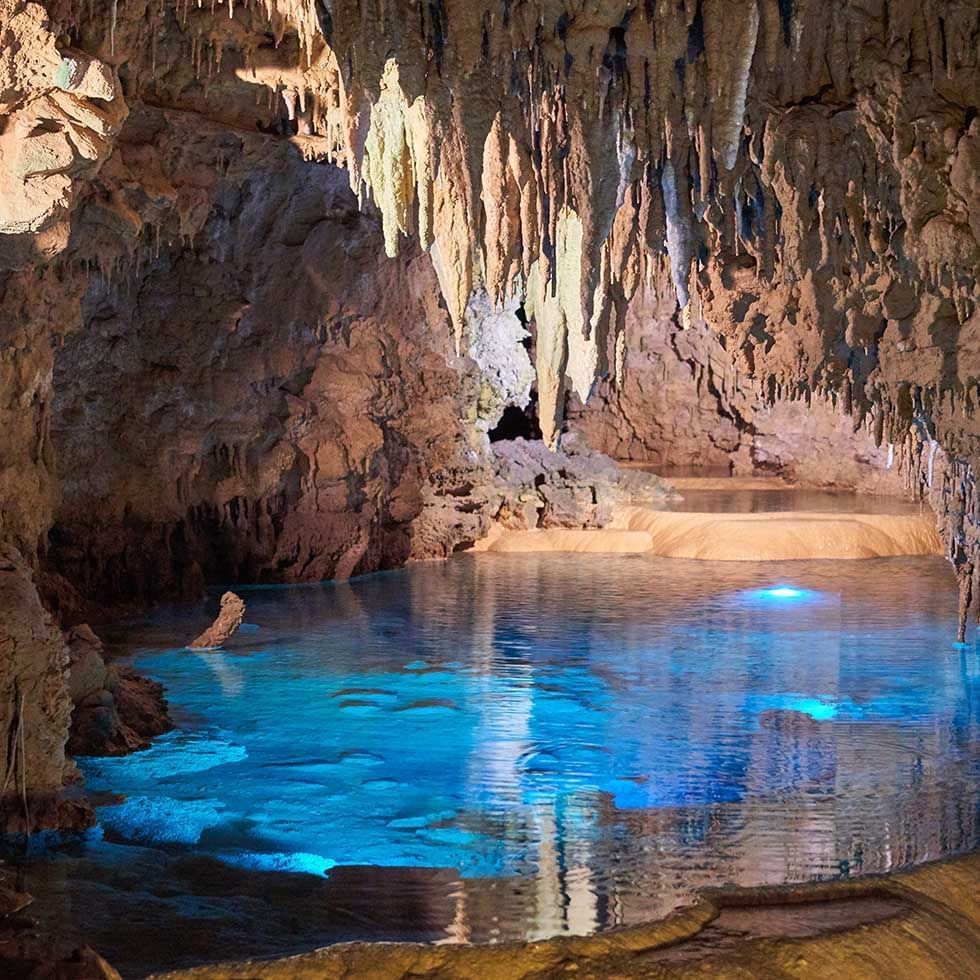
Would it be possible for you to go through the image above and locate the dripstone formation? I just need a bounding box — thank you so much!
[0,0,977,822]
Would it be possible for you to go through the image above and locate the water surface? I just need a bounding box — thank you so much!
[665,487,928,515]
[15,552,980,976]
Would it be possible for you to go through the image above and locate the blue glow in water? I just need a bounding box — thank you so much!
[786,697,839,720]
[750,694,844,721]
[42,552,979,964]
[747,585,819,602]
[100,795,225,845]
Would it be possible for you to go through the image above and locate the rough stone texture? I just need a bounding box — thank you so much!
[0,550,83,832]
[0,0,126,267]
[64,624,107,704]
[492,436,677,529]
[567,281,906,492]
[45,105,489,603]
[567,283,751,472]
[43,105,664,605]
[189,592,246,649]
[65,624,171,757]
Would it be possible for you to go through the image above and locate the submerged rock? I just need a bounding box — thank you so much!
[17,945,121,980]
[189,592,246,650]
[0,881,32,918]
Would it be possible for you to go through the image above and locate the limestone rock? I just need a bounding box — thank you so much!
[0,1,126,267]
[490,438,677,532]
[65,623,171,757]
[189,592,246,650]
[65,624,108,704]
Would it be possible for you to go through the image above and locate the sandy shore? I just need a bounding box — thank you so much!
[615,468,799,492]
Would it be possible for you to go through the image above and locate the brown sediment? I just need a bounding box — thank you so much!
[614,507,944,561]
[660,477,798,492]
[475,507,943,562]
[472,525,656,555]
[145,853,980,979]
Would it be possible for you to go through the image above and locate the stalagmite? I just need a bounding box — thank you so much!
[189,592,246,649]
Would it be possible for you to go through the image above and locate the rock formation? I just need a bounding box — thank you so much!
[189,592,246,649]
[0,550,75,832]
[0,0,977,827]
[66,623,171,755]
[565,282,907,493]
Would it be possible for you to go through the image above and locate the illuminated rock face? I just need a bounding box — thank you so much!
[0,0,978,819]
[43,112,491,604]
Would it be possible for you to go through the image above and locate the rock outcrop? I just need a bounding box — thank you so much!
[189,592,246,650]
[65,624,171,756]
[566,281,906,493]
[0,551,76,832]
[43,106,494,599]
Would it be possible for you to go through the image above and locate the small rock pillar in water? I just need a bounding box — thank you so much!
[189,592,246,649]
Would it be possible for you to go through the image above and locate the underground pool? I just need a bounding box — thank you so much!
[12,550,980,976]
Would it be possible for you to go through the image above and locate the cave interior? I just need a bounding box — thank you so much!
[0,0,979,976]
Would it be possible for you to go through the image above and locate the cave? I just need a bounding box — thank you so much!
[1,1,978,977]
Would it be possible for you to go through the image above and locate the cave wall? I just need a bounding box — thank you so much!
[0,114,94,829]
[566,278,903,492]
[11,0,976,579]
[46,105,492,609]
[56,0,968,583]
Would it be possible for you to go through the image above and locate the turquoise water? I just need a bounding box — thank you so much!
[18,553,980,974]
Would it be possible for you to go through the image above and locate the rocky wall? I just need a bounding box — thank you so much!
[44,0,974,610]
[566,278,904,493]
[45,104,492,605]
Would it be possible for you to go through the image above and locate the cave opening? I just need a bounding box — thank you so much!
[489,400,542,442]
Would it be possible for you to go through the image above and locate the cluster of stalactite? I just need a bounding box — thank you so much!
[45,0,980,636]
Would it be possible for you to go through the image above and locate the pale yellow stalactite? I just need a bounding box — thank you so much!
[431,126,476,349]
[404,98,432,250]
[704,0,760,172]
[526,260,567,450]
[482,114,525,303]
[524,206,601,448]
[362,58,417,258]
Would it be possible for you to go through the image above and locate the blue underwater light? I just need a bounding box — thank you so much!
[786,697,840,721]
[763,586,804,599]
[738,584,823,606]
[746,585,822,603]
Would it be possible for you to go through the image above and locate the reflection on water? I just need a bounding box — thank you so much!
[14,554,980,975]
[664,488,928,515]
